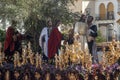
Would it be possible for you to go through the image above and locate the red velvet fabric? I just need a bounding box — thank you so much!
[48,27,62,58]
[4,27,15,52]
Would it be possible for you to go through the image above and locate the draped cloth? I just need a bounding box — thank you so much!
[87,24,98,63]
[92,41,99,63]
[4,26,15,52]
[48,27,62,58]
[74,22,88,51]
[4,27,23,53]
[4,26,23,63]
[39,27,49,57]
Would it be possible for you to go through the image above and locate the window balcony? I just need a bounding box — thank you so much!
[95,12,115,21]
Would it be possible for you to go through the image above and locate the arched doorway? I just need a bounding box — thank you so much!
[107,2,114,19]
[99,3,106,20]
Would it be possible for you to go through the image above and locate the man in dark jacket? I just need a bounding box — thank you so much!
[87,16,98,63]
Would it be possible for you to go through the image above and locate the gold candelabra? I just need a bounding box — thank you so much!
[35,53,42,69]
[102,39,120,66]
[54,40,92,70]
[0,42,4,66]
[14,51,21,67]
[0,38,119,72]
[22,46,27,65]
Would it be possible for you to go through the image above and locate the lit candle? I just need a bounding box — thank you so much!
[35,53,39,68]
[5,70,9,80]
[39,54,42,69]
[55,54,58,68]
[14,53,17,67]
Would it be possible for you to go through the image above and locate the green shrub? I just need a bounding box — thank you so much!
[0,29,5,48]
[96,30,106,43]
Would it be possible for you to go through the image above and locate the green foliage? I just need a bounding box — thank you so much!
[40,0,74,24]
[0,29,5,42]
[0,0,41,20]
[0,29,5,48]
[0,0,75,27]
[0,0,76,52]
[0,0,76,35]
[96,30,106,43]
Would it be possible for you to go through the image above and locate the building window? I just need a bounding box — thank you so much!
[107,2,114,20]
[107,11,114,19]
[99,3,106,20]
[118,2,120,12]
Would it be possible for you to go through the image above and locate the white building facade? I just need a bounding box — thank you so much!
[82,0,96,18]
[69,0,120,41]
[95,0,120,41]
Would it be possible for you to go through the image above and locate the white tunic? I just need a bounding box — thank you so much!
[74,22,88,50]
[39,27,49,57]
[74,22,87,35]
